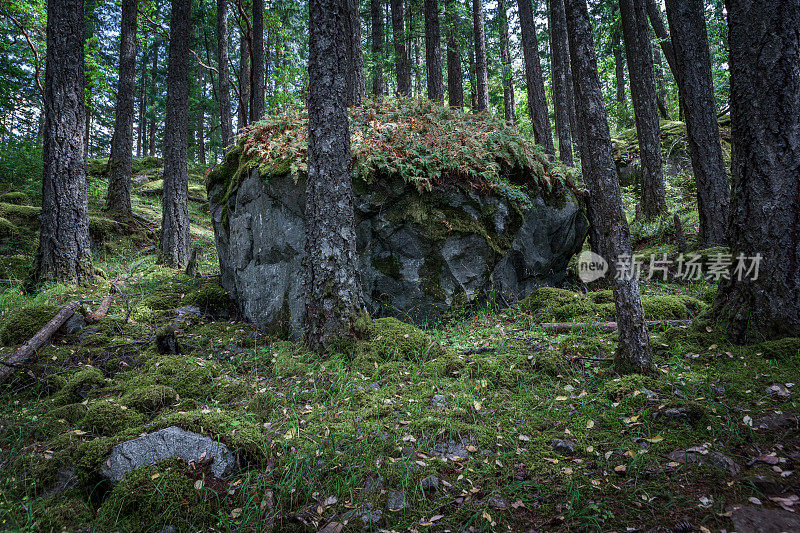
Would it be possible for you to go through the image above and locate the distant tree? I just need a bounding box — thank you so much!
[217,0,232,145]
[148,40,158,155]
[344,0,366,105]
[250,0,265,120]
[160,0,192,267]
[106,0,138,217]
[664,0,729,246]
[35,0,94,283]
[618,0,667,218]
[424,0,443,100]
[518,0,554,153]
[371,0,384,96]
[137,44,147,158]
[497,0,515,123]
[565,0,653,373]
[611,22,626,114]
[445,0,462,108]
[306,0,363,351]
[713,0,800,342]
[472,0,489,110]
[390,0,411,95]
[238,3,250,129]
[548,0,573,165]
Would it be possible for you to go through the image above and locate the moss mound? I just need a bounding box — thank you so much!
[353,316,452,370]
[80,400,146,436]
[53,366,106,405]
[122,385,179,414]
[0,191,32,205]
[750,337,800,360]
[183,283,232,315]
[0,304,61,345]
[0,253,31,279]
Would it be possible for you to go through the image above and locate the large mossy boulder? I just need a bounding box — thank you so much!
[208,99,588,336]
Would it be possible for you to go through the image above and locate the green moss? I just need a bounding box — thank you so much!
[0,253,31,279]
[587,290,614,304]
[247,390,279,418]
[749,337,800,360]
[182,283,231,315]
[0,216,15,237]
[419,255,446,301]
[372,254,403,279]
[35,497,93,532]
[603,374,658,401]
[139,288,187,310]
[0,202,40,227]
[80,400,146,436]
[518,287,581,314]
[122,385,179,414]
[0,191,31,205]
[138,355,221,399]
[0,304,61,345]
[52,366,106,405]
[151,409,264,458]
[642,295,706,320]
[50,403,89,423]
[353,316,451,371]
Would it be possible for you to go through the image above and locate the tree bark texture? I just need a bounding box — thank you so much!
[137,45,146,158]
[548,0,573,165]
[106,0,138,217]
[497,0,515,123]
[612,24,626,106]
[565,0,653,373]
[345,0,366,105]
[446,0,463,108]
[148,40,157,156]
[306,0,363,352]
[472,0,489,110]
[218,0,233,146]
[250,0,265,120]
[371,0,385,96]
[390,0,411,95]
[238,13,250,129]
[714,0,800,342]
[425,0,444,100]
[518,0,554,152]
[160,0,192,268]
[664,0,729,247]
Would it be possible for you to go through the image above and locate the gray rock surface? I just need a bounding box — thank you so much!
[101,426,236,483]
[551,438,576,455]
[667,449,740,476]
[729,505,800,533]
[210,171,587,337]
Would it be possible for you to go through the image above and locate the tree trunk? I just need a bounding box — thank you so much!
[36,0,94,284]
[618,0,667,218]
[465,0,477,109]
[107,0,138,217]
[344,0,366,105]
[250,0,265,120]
[664,0,729,247]
[137,45,145,158]
[390,0,411,96]
[518,0,554,152]
[713,0,800,342]
[238,16,250,129]
[472,0,489,110]
[446,0,463,108]
[497,0,515,123]
[653,44,670,119]
[565,39,581,159]
[642,0,676,77]
[148,40,157,156]
[612,24,626,107]
[424,0,444,101]
[371,0,384,96]
[197,77,206,166]
[160,0,192,268]
[564,0,653,374]
[306,0,363,352]
[548,0,573,165]
[217,0,233,146]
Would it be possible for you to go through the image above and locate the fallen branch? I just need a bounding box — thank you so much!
[0,301,80,384]
[535,319,692,333]
[460,346,498,355]
[138,188,207,203]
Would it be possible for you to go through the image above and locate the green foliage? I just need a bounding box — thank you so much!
[0,303,61,345]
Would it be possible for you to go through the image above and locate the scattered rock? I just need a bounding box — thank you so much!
[753,413,800,431]
[486,494,509,510]
[743,466,784,495]
[363,475,385,494]
[101,426,236,483]
[387,491,408,511]
[667,449,740,476]
[44,467,78,498]
[61,314,87,335]
[155,325,180,355]
[551,438,576,456]
[729,505,800,533]
[766,384,791,401]
[174,305,203,318]
[430,438,474,461]
[432,394,446,410]
[419,475,439,493]
[641,388,659,400]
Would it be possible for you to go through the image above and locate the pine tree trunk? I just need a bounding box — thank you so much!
[36,0,94,284]
[218,0,233,146]
[238,18,250,129]
[446,0,463,108]
[197,77,206,166]
[424,0,444,101]
[344,0,366,105]
[371,0,384,96]
[643,0,676,77]
[465,0,477,109]
[548,0,573,165]
[390,0,411,96]
[107,0,138,217]
[148,40,157,156]
[618,0,667,218]
[713,0,800,342]
[306,0,363,352]
[160,0,192,268]
[137,45,145,158]
[653,45,670,119]
[565,41,581,159]
[250,0,265,120]
[612,25,626,107]
[472,0,489,110]
[664,0,729,247]
[565,0,653,374]
[497,0,515,123]
[518,0,554,152]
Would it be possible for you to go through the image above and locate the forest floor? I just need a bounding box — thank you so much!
[0,149,798,532]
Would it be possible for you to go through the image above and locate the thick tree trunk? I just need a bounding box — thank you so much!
[446,0,463,108]
[250,0,265,120]
[390,0,411,96]
[160,0,192,268]
[424,0,444,101]
[107,0,138,217]
[148,40,157,156]
[465,0,477,109]
[612,25,626,107]
[371,0,384,96]
[518,0,554,152]
[344,0,366,105]
[36,0,94,284]
[306,0,363,352]
[548,0,573,165]
[217,0,233,146]
[497,0,515,123]
[664,0,729,247]
[238,18,250,129]
[653,45,670,119]
[565,43,581,159]
[564,0,653,373]
[472,0,489,110]
[618,0,667,218]
[713,0,800,342]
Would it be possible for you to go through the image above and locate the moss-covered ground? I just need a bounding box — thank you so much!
[0,155,797,532]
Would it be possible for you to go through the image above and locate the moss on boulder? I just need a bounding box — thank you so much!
[353,315,452,371]
[0,304,61,345]
[53,366,106,405]
[122,385,179,414]
[80,400,146,436]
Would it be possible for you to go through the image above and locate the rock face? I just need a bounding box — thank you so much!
[210,170,587,337]
[101,426,236,483]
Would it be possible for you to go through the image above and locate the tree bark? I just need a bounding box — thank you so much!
[713,0,800,342]
[106,0,138,217]
[643,0,676,77]
[472,0,489,110]
[518,0,554,152]
[344,0,366,105]
[548,0,573,165]
[35,0,94,284]
[371,0,384,96]
[497,0,515,123]
[238,13,250,129]
[664,0,729,247]
[424,0,444,100]
[390,0,411,96]
[652,44,670,119]
[137,44,146,158]
[612,24,626,107]
[618,0,667,218]
[446,0,463,108]
[306,0,363,352]
[250,0,265,120]
[564,0,653,373]
[197,77,206,165]
[160,0,192,268]
[465,0,477,109]
[217,0,233,146]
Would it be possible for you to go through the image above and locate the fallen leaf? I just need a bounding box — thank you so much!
[586,420,595,429]
[231,508,242,519]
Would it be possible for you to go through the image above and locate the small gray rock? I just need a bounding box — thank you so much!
[766,384,791,401]
[486,494,509,510]
[551,438,576,456]
[730,505,800,533]
[668,449,740,476]
[363,475,385,494]
[754,413,799,430]
[62,314,87,335]
[432,394,446,410]
[387,490,409,511]
[420,475,439,493]
[101,426,236,483]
